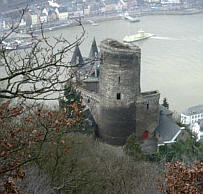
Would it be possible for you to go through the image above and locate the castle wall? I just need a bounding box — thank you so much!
[98,39,141,145]
[99,41,141,106]
[82,80,99,93]
[77,39,160,150]
[77,87,100,122]
[136,91,160,139]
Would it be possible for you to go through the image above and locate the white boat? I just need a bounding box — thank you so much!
[123,12,140,23]
[88,20,99,26]
[1,39,33,51]
[123,30,154,43]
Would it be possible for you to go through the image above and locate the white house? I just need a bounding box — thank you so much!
[29,11,38,25]
[161,0,181,4]
[42,8,49,16]
[56,7,68,21]
[19,19,26,27]
[39,13,48,23]
[181,105,203,125]
[48,0,60,8]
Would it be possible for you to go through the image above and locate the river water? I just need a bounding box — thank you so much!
[3,13,203,113]
[47,13,203,113]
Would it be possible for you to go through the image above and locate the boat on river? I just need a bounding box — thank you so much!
[88,20,99,26]
[123,30,154,43]
[123,12,140,23]
[1,39,34,51]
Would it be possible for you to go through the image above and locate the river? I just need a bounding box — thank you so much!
[2,13,203,113]
[45,13,203,113]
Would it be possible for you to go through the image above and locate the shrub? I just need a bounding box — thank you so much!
[159,161,203,193]
[124,133,145,160]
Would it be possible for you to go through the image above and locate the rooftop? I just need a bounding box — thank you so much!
[89,38,98,60]
[156,113,181,144]
[182,104,203,116]
[71,44,84,66]
[58,7,68,13]
[159,105,173,116]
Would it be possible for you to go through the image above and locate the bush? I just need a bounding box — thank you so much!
[37,134,161,193]
[159,161,203,193]
[124,133,145,160]
[147,131,203,163]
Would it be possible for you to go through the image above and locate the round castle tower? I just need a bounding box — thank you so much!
[98,39,141,145]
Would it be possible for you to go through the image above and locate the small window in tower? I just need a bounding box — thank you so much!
[118,76,120,84]
[147,103,149,109]
[117,93,121,100]
[87,99,90,103]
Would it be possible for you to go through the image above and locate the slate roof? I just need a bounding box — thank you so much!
[182,104,203,116]
[29,11,37,15]
[89,38,98,60]
[159,105,173,116]
[40,13,47,17]
[104,0,118,5]
[58,7,68,13]
[156,113,181,144]
[48,10,56,15]
[71,44,84,66]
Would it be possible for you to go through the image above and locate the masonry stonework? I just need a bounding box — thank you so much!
[78,39,160,152]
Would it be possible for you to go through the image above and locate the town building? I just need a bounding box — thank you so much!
[55,7,69,21]
[181,105,203,125]
[39,13,48,23]
[156,108,183,145]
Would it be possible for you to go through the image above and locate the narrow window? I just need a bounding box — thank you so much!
[87,99,90,103]
[117,93,121,100]
[147,103,149,109]
[118,76,120,84]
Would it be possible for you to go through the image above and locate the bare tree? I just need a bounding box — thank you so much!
[0,9,88,193]
[0,11,86,101]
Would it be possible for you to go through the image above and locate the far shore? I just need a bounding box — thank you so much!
[45,8,203,32]
[2,8,203,35]
[88,8,203,24]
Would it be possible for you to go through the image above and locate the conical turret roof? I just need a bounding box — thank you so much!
[71,44,84,66]
[89,38,98,59]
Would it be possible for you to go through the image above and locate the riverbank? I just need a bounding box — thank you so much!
[43,8,203,33]
[2,8,202,35]
[91,8,203,24]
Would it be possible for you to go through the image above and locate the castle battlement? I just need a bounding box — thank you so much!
[100,39,140,55]
[137,91,160,105]
[77,87,100,103]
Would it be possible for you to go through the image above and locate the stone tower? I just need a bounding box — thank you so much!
[75,39,160,151]
[98,39,141,145]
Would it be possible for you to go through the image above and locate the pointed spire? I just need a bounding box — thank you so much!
[89,38,98,60]
[71,44,84,66]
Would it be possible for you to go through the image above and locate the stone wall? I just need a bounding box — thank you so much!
[82,79,99,93]
[98,39,141,145]
[99,39,141,106]
[78,39,160,150]
[77,87,100,122]
[136,91,160,139]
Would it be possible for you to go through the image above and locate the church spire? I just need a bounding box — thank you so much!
[71,44,84,66]
[89,38,98,60]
